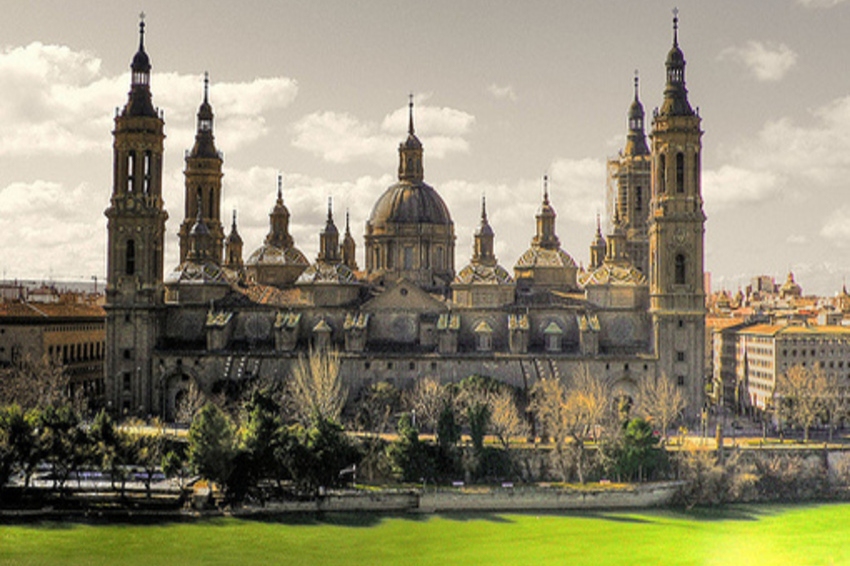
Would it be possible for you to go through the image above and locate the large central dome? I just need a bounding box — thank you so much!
[368,181,452,227]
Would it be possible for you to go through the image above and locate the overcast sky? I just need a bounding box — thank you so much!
[2,0,850,295]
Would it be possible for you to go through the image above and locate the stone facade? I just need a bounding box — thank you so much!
[105,16,707,421]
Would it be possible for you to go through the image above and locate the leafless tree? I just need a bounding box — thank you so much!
[287,348,346,425]
[637,374,687,443]
[175,380,207,425]
[489,388,529,450]
[407,376,448,434]
[774,364,826,443]
[0,354,76,411]
[531,366,611,483]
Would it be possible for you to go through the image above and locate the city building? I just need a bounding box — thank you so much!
[105,15,706,421]
[0,301,106,403]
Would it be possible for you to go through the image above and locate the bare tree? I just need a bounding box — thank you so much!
[637,374,686,443]
[407,377,448,434]
[175,380,207,425]
[823,369,849,443]
[287,348,346,425]
[531,367,611,483]
[774,364,826,443]
[0,354,75,411]
[489,389,529,450]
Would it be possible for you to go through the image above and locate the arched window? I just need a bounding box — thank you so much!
[675,253,686,285]
[208,189,214,218]
[126,239,136,276]
[658,154,666,193]
[143,150,152,194]
[676,153,685,193]
[127,151,136,193]
[635,186,643,212]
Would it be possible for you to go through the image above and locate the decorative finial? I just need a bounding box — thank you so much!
[408,93,415,135]
[232,209,237,227]
[345,209,351,232]
[481,194,488,222]
[596,213,602,236]
[277,173,283,201]
[672,7,679,46]
[138,12,147,50]
[543,175,549,203]
[327,196,333,221]
[634,70,640,101]
[204,71,209,102]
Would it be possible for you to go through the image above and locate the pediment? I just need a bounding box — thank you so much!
[362,278,448,314]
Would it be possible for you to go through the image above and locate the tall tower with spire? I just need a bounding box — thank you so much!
[648,11,706,417]
[224,210,244,270]
[341,211,358,271]
[104,16,168,416]
[178,73,224,264]
[609,72,652,275]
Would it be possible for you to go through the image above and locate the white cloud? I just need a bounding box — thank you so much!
[720,41,797,82]
[820,206,850,245]
[487,83,517,101]
[0,42,297,157]
[702,165,781,211]
[797,0,848,7]
[786,234,808,245]
[0,180,105,279]
[292,103,475,165]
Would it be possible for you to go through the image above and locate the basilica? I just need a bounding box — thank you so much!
[105,16,706,421]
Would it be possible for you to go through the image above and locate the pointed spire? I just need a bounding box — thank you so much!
[408,93,415,135]
[231,209,238,230]
[673,7,679,47]
[266,173,293,249]
[318,196,339,262]
[481,194,488,223]
[342,208,358,270]
[398,95,424,182]
[125,14,156,117]
[345,209,352,235]
[660,8,693,117]
[625,71,649,156]
[543,175,550,204]
[473,194,496,266]
[534,175,559,250]
[204,71,209,103]
[190,72,217,156]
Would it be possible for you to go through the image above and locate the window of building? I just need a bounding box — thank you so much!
[387,362,393,370]
[677,375,685,386]
[364,362,371,370]
[431,362,437,371]
[677,351,686,362]
[123,349,131,360]
[125,239,136,276]
[408,362,416,371]
[635,187,643,212]
[403,246,414,270]
[676,152,685,193]
[675,254,686,285]
[127,151,135,193]
[658,154,666,193]
[122,372,131,392]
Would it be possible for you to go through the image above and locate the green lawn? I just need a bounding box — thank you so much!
[2,504,850,565]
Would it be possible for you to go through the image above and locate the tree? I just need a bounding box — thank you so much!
[132,426,170,499]
[287,349,346,425]
[188,403,236,493]
[531,367,611,483]
[90,409,133,495]
[637,374,686,443]
[300,416,360,492]
[387,412,429,482]
[175,380,207,425]
[37,404,86,493]
[822,370,849,443]
[408,377,448,434]
[774,364,825,443]
[0,354,75,412]
[0,405,36,489]
[354,381,402,434]
[489,389,529,451]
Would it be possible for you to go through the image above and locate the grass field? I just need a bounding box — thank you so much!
[2,504,850,565]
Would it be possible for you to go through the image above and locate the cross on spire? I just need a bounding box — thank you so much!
[408,93,415,135]
[204,71,209,102]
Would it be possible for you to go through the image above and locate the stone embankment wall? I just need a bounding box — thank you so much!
[233,483,683,515]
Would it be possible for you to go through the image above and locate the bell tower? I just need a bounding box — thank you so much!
[178,73,224,264]
[648,11,706,418]
[104,15,168,416]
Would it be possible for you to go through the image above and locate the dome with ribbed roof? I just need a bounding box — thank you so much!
[369,181,452,227]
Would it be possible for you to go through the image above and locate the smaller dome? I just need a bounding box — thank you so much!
[515,247,577,270]
[245,244,309,267]
[454,263,513,286]
[579,263,646,287]
[165,260,233,285]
